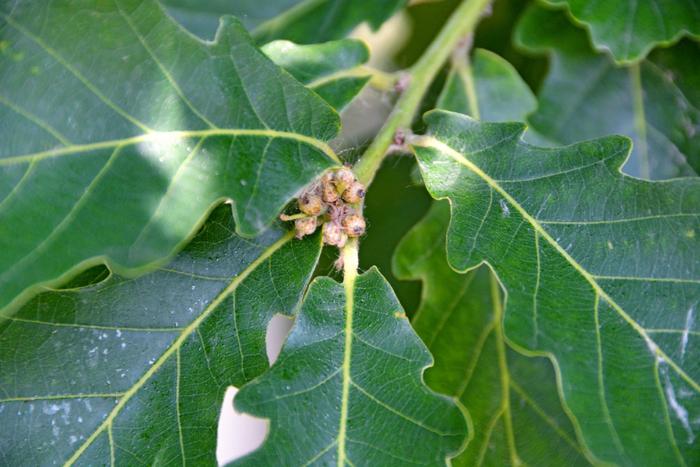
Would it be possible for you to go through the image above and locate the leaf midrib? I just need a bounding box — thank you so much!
[411,135,700,396]
[489,274,522,467]
[0,128,339,166]
[337,240,358,466]
[1,7,340,168]
[64,231,294,466]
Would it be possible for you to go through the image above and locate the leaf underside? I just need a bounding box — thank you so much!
[543,0,700,62]
[233,268,467,466]
[0,204,322,465]
[0,0,342,315]
[413,110,700,466]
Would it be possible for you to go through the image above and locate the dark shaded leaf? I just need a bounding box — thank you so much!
[398,46,590,465]
[163,0,407,43]
[516,5,699,179]
[543,0,700,62]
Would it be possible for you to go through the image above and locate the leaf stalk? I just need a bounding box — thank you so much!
[352,0,492,186]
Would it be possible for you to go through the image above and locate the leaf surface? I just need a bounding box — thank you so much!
[163,0,406,43]
[233,261,467,465]
[412,110,700,466]
[516,5,700,179]
[543,0,700,62]
[437,48,536,123]
[394,203,591,466]
[399,47,590,465]
[262,39,370,111]
[0,0,340,314]
[0,204,322,465]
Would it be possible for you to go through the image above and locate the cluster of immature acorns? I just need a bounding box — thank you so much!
[281,166,366,248]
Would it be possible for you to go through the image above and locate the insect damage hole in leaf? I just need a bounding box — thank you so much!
[217,314,293,464]
[0,204,323,465]
[230,240,468,466]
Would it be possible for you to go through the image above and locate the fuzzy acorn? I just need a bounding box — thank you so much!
[322,221,347,248]
[294,216,317,239]
[321,173,340,203]
[342,181,366,204]
[342,213,366,237]
[334,166,356,192]
[298,192,323,216]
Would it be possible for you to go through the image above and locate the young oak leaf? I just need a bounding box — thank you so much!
[436,48,536,124]
[262,39,371,112]
[516,5,700,179]
[232,266,467,466]
[411,110,700,466]
[394,203,592,466]
[542,0,700,63]
[409,47,537,186]
[0,0,341,315]
[0,204,323,465]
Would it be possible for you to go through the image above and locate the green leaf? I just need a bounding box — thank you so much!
[411,110,700,466]
[262,39,371,111]
[0,0,340,315]
[516,5,700,179]
[542,0,700,63]
[394,203,591,466]
[0,204,322,465]
[436,48,536,123]
[400,48,589,465]
[409,46,536,186]
[232,257,468,465]
[163,0,407,43]
[650,39,700,110]
[650,39,700,111]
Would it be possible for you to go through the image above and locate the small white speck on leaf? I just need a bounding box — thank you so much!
[499,199,510,217]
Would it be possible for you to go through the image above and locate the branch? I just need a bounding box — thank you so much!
[352,0,492,186]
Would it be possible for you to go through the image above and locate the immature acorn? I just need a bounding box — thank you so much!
[322,221,348,248]
[342,213,366,237]
[298,192,323,216]
[342,181,366,204]
[320,173,339,203]
[334,166,356,192]
[294,216,317,239]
